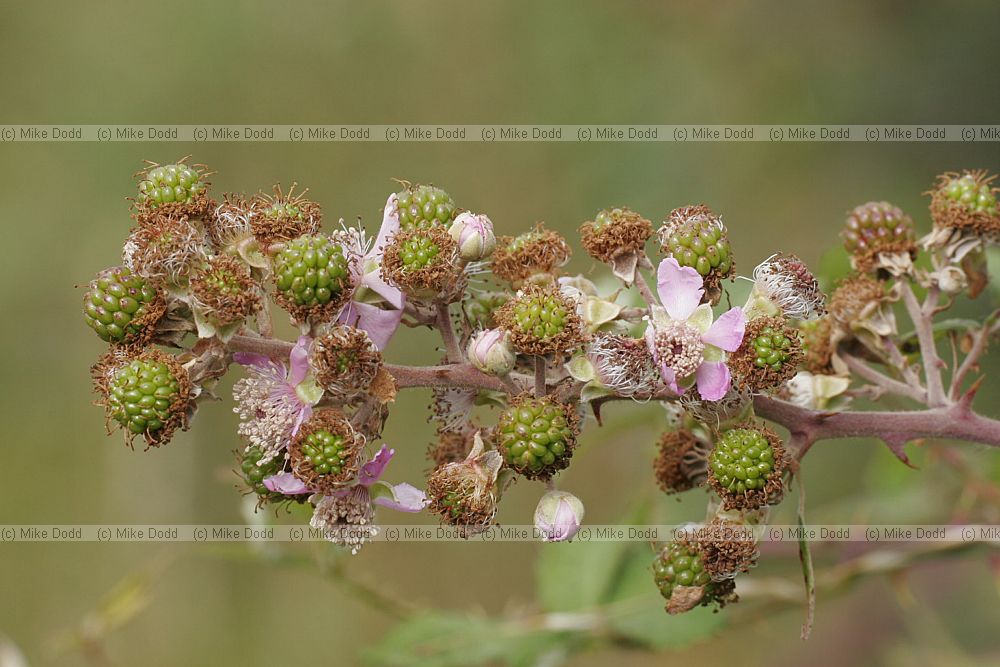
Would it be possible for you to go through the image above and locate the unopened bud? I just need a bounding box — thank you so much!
[449,212,496,261]
[534,490,584,542]
[467,328,516,375]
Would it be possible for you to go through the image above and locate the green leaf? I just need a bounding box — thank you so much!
[363,612,569,667]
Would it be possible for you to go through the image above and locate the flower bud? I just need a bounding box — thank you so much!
[449,212,496,261]
[466,328,516,376]
[534,490,584,542]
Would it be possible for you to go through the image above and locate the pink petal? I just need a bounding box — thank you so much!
[263,472,310,496]
[362,269,405,310]
[695,361,731,401]
[372,483,428,512]
[702,307,746,352]
[656,257,704,321]
[372,193,401,259]
[352,301,404,350]
[659,363,683,395]
[288,336,311,386]
[233,352,273,369]
[359,445,395,486]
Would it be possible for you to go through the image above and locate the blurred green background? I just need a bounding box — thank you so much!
[2,1,1000,665]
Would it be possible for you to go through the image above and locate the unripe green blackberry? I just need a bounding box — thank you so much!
[653,541,711,600]
[381,226,464,300]
[83,266,165,344]
[658,205,733,280]
[941,172,998,215]
[708,426,786,511]
[496,395,579,479]
[752,325,794,371]
[137,163,206,208]
[798,316,834,374]
[399,234,441,269]
[240,446,285,499]
[97,350,191,447]
[495,285,583,356]
[463,291,509,329]
[288,410,365,492]
[395,184,457,230]
[730,316,801,392]
[579,207,653,262]
[928,170,1000,237]
[252,184,322,246]
[273,234,352,321]
[653,538,738,613]
[491,225,571,285]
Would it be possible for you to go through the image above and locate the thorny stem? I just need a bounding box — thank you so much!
[435,301,462,363]
[901,282,947,407]
[225,336,1000,454]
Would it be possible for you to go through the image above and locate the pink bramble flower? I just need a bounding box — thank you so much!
[232,335,322,464]
[309,445,428,554]
[644,258,745,401]
[337,194,407,350]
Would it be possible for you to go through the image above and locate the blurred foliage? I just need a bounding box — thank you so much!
[2,1,1000,666]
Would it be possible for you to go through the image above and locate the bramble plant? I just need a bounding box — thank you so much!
[83,159,1000,629]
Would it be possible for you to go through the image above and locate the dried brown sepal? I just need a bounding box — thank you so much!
[426,438,502,538]
[494,284,585,357]
[91,346,193,449]
[123,214,208,285]
[309,325,384,400]
[708,423,787,512]
[251,183,322,246]
[728,316,803,392]
[666,579,738,615]
[696,518,759,581]
[427,428,477,467]
[579,207,653,262]
[928,170,1000,238]
[653,429,705,494]
[190,255,260,327]
[851,239,918,275]
[491,224,571,285]
[288,409,366,493]
[828,273,885,328]
[380,226,466,302]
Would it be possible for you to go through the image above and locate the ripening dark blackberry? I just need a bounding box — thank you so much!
[579,207,653,262]
[288,410,365,492]
[928,169,1000,237]
[496,395,579,479]
[95,349,192,448]
[658,205,734,303]
[82,266,165,344]
[708,425,786,511]
[381,226,464,301]
[494,284,583,356]
[395,184,457,231]
[842,201,917,272]
[491,225,571,285]
[273,234,353,322]
[653,540,737,614]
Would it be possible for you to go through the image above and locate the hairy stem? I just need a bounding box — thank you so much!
[435,301,462,363]
[840,352,926,403]
[535,356,547,397]
[901,282,946,406]
[950,309,1000,399]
